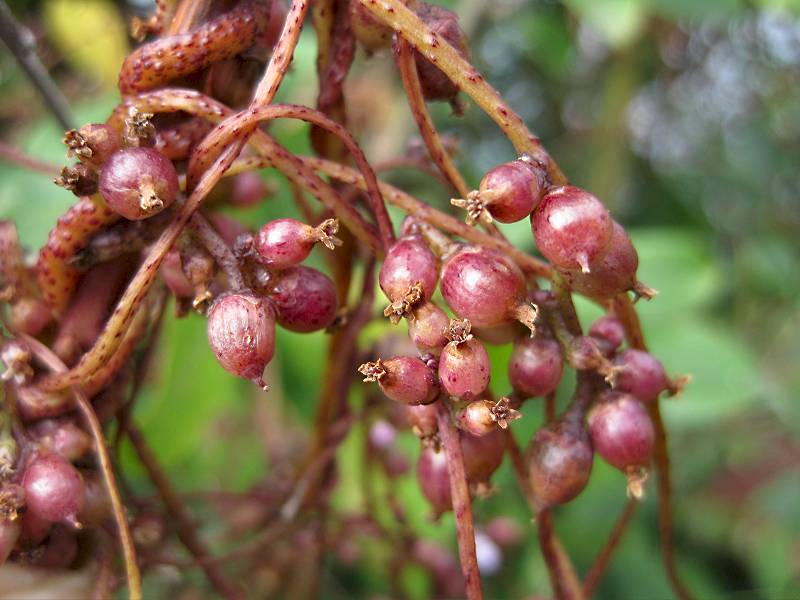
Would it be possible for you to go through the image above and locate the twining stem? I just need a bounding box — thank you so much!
[613,293,695,600]
[583,498,638,597]
[356,0,566,186]
[19,334,142,600]
[125,421,243,599]
[187,212,246,291]
[435,402,483,600]
[394,37,470,198]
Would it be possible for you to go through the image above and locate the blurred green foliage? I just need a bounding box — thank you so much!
[1,0,799,598]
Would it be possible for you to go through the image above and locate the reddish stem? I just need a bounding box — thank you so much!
[187,212,245,291]
[583,498,638,597]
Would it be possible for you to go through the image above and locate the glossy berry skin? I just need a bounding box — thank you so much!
[380,235,439,302]
[269,266,337,333]
[207,292,276,389]
[588,392,654,473]
[560,222,638,299]
[613,349,668,403]
[441,246,529,329]
[461,428,506,485]
[532,186,613,273]
[21,454,85,524]
[99,147,178,220]
[508,337,564,399]
[479,160,544,223]
[417,447,452,516]
[527,417,593,508]
[408,301,450,355]
[361,356,438,405]
[254,218,337,270]
[438,338,490,400]
[589,315,626,352]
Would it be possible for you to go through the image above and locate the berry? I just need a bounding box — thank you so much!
[417,447,452,516]
[21,454,85,525]
[461,428,506,486]
[359,356,438,405]
[207,291,276,390]
[457,397,521,435]
[589,314,626,352]
[380,235,439,323]
[441,246,537,334]
[407,301,450,355]
[413,3,469,103]
[588,391,654,498]
[438,321,491,400]
[404,403,439,440]
[28,418,92,462]
[99,147,179,220]
[560,222,639,299]
[508,337,564,399]
[532,185,612,273]
[612,349,668,403]
[254,218,341,270]
[452,158,545,225]
[269,266,338,333]
[527,416,593,509]
[230,171,270,207]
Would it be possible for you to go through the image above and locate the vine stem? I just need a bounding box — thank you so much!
[124,421,244,599]
[187,212,246,291]
[394,36,469,198]
[356,0,566,185]
[613,293,695,600]
[583,498,638,597]
[18,334,142,600]
[435,402,483,600]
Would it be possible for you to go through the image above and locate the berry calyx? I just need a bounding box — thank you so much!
[63,123,121,169]
[457,397,521,435]
[358,356,438,405]
[99,147,179,220]
[253,218,342,270]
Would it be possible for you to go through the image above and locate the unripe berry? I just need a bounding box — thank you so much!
[508,337,564,399]
[417,447,452,517]
[380,235,439,323]
[527,416,593,509]
[438,321,490,400]
[254,218,341,270]
[407,301,450,355]
[560,222,639,299]
[532,185,613,273]
[359,356,438,405]
[441,246,537,334]
[207,291,276,390]
[612,349,668,403]
[21,453,85,525]
[99,147,179,220]
[269,266,338,333]
[588,391,654,498]
[452,158,545,225]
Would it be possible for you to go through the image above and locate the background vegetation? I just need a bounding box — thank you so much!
[1,0,799,597]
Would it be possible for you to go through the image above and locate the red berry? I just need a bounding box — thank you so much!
[438,329,490,400]
[613,349,668,403]
[207,291,276,390]
[441,246,537,333]
[417,447,452,516]
[99,147,179,220]
[359,356,438,405]
[453,159,545,225]
[408,301,450,355]
[254,218,341,270]
[589,314,626,351]
[508,337,564,399]
[461,428,506,486]
[588,391,654,497]
[269,266,338,333]
[532,185,613,273]
[527,416,593,508]
[21,454,85,525]
[380,235,439,323]
[404,403,439,439]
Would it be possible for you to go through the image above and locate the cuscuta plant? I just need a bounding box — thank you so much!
[0,1,696,599]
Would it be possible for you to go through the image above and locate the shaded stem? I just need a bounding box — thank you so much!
[125,421,243,599]
[583,498,638,597]
[436,401,483,600]
[19,334,141,600]
[187,212,245,291]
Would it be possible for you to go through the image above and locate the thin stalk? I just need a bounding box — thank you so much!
[19,335,142,600]
[583,498,638,597]
[0,140,60,175]
[435,402,483,600]
[538,510,569,600]
[187,212,246,291]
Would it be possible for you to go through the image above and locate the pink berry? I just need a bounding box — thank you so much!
[408,301,450,355]
[359,356,438,405]
[404,403,439,439]
[254,218,341,270]
[380,235,439,322]
[508,337,564,399]
[532,185,613,273]
[99,147,179,220]
[230,171,270,207]
[28,418,92,462]
[207,291,276,389]
[461,428,506,485]
[589,314,626,351]
[269,266,338,333]
[441,246,537,333]
[613,349,668,403]
[438,334,490,400]
[21,454,85,525]
[417,447,452,517]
